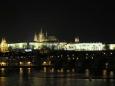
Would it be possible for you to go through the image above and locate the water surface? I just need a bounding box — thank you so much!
[0,68,115,86]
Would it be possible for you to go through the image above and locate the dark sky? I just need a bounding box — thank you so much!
[0,1,115,43]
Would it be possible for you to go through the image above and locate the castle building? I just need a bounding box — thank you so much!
[1,28,115,52]
[0,38,9,53]
[75,37,79,42]
[34,28,58,42]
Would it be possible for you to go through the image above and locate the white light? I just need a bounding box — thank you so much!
[42,61,47,65]
[0,62,6,66]
[25,49,32,52]
[27,62,31,65]
[20,62,23,65]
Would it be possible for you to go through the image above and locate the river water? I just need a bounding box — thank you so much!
[0,68,115,86]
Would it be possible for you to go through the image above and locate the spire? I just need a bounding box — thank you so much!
[46,31,48,37]
[75,37,79,42]
[1,38,6,43]
[34,33,38,42]
[40,27,43,34]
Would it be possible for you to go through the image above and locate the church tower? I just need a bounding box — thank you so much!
[33,28,47,42]
[38,28,45,42]
[34,33,38,42]
[0,38,9,53]
[75,37,79,43]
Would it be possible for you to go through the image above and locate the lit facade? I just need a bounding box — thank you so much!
[0,38,9,53]
[8,43,27,49]
[0,29,115,52]
[6,42,106,51]
[34,29,58,42]
[64,43,105,51]
[108,44,115,50]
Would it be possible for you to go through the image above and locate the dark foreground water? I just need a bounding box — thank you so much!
[0,68,115,86]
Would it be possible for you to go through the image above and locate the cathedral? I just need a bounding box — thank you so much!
[34,29,58,42]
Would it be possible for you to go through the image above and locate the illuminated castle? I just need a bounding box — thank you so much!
[1,28,115,52]
[0,38,9,53]
[34,28,58,42]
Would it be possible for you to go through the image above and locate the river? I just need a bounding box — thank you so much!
[0,68,115,86]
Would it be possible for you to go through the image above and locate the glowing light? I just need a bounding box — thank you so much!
[19,68,23,75]
[42,61,47,65]
[25,49,32,52]
[27,61,32,66]
[109,44,115,50]
[76,57,79,60]
[19,62,23,65]
[0,62,6,66]
[91,57,94,59]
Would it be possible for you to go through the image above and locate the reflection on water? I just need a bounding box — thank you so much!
[0,68,115,86]
[110,71,114,78]
[1,68,5,75]
[102,69,107,79]
[43,67,47,72]
[19,68,23,75]
[27,68,31,74]
[85,69,90,78]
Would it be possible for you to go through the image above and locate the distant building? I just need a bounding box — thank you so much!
[75,37,79,42]
[34,28,58,42]
[1,28,115,52]
[8,42,27,50]
[108,44,115,50]
[0,38,9,53]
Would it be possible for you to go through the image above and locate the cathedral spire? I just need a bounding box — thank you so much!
[34,33,38,42]
[45,32,48,37]
[40,27,43,34]
[75,37,79,42]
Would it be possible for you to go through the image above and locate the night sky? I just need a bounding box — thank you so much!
[0,2,115,43]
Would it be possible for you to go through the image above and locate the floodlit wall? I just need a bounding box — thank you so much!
[7,42,106,51]
[29,42,43,49]
[29,42,105,51]
[64,43,105,51]
[29,42,65,50]
[8,43,27,49]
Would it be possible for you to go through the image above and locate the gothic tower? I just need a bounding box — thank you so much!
[0,38,9,53]
[34,33,38,42]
